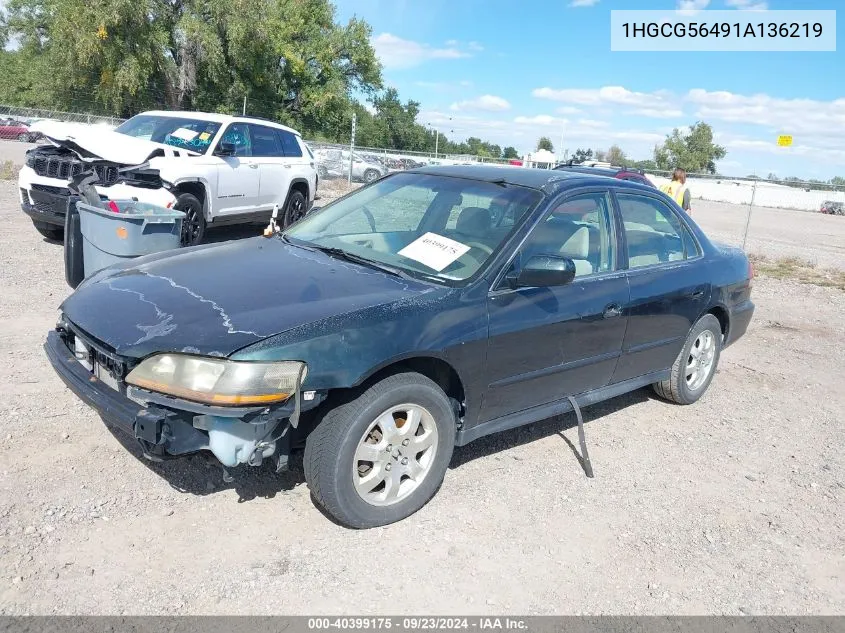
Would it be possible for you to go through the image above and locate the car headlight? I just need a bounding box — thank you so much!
[126,354,307,406]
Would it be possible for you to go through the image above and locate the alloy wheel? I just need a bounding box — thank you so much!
[352,404,439,507]
[686,330,716,391]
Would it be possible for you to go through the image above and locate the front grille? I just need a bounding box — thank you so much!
[30,148,120,186]
[63,320,133,381]
[29,187,72,218]
[31,184,71,196]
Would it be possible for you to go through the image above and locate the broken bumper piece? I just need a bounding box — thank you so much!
[44,330,323,468]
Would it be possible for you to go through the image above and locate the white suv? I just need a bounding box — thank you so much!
[19,110,318,246]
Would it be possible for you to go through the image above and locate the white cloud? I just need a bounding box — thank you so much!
[451,95,511,112]
[468,41,484,51]
[577,119,609,128]
[569,0,599,6]
[676,0,710,14]
[724,0,768,9]
[371,33,472,70]
[632,108,685,118]
[533,85,674,110]
[514,115,568,126]
[686,89,845,149]
[556,106,582,115]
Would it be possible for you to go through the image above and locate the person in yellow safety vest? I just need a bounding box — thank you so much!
[660,168,692,213]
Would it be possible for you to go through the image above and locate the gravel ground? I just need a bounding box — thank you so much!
[0,178,843,615]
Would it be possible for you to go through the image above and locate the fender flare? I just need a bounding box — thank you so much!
[171,177,214,219]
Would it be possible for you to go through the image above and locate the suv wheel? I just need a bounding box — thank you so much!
[283,189,307,227]
[363,169,379,183]
[32,220,63,241]
[175,192,205,247]
[304,372,456,528]
[653,314,722,405]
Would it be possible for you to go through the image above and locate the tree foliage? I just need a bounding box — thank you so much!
[536,136,553,152]
[502,146,519,159]
[654,122,726,174]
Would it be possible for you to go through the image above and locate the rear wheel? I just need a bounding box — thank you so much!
[32,220,63,241]
[653,313,722,405]
[17,133,30,142]
[174,192,205,247]
[363,169,379,183]
[304,372,456,528]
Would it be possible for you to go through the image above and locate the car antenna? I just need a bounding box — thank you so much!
[566,395,594,478]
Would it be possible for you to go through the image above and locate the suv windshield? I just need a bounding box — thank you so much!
[284,172,543,283]
[114,115,222,154]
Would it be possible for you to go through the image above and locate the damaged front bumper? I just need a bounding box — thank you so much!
[45,329,324,470]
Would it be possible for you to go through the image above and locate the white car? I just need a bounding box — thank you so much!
[19,111,318,245]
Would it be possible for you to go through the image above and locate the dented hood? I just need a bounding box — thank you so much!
[31,119,198,165]
[60,237,437,359]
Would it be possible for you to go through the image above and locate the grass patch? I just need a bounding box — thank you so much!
[749,253,845,291]
[0,160,18,180]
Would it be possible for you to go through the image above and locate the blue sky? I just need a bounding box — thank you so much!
[334,0,844,179]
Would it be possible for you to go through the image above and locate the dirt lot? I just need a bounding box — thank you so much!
[0,178,843,615]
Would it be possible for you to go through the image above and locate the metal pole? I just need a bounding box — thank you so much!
[348,113,357,186]
[742,179,756,251]
[242,96,247,115]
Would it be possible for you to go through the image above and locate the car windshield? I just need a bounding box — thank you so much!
[284,172,544,283]
[114,114,222,154]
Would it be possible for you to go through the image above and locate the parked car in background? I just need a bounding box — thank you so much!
[0,118,40,142]
[19,111,317,244]
[820,200,844,215]
[398,157,427,169]
[554,161,656,188]
[45,165,754,528]
[313,148,386,183]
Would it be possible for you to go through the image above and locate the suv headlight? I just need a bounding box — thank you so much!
[126,354,307,406]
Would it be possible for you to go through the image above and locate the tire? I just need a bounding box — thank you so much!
[363,169,379,183]
[174,192,205,247]
[32,220,63,241]
[653,313,722,405]
[282,189,307,228]
[17,133,30,142]
[304,372,456,529]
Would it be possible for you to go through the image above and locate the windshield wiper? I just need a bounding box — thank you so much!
[308,244,414,279]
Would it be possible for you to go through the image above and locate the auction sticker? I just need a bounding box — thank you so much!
[170,127,199,141]
[398,232,471,271]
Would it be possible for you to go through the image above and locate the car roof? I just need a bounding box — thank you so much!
[405,164,656,195]
[139,110,301,135]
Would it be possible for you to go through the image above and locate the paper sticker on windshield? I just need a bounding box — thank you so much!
[169,127,199,141]
[198,132,211,141]
[398,232,471,271]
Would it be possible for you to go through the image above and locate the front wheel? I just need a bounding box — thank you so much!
[304,372,456,528]
[653,313,722,405]
[174,192,205,247]
[32,220,63,241]
[363,169,380,183]
[282,189,307,228]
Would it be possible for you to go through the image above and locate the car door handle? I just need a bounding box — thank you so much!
[603,304,622,319]
[249,163,259,169]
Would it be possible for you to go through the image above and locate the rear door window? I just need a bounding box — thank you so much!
[277,130,304,157]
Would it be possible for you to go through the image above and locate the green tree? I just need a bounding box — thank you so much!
[830,176,845,186]
[536,136,554,152]
[502,146,519,159]
[1,0,382,132]
[607,144,626,165]
[653,122,726,174]
[572,148,593,163]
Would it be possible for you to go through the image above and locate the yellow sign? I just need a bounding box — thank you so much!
[777,135,793,147]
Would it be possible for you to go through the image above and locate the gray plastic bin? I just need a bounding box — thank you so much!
[76,200,185,277]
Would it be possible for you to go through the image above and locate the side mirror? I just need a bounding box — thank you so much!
[215,141,236,157]
[515,255,577,288]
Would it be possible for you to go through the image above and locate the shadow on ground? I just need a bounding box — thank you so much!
[105,387,655,507]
